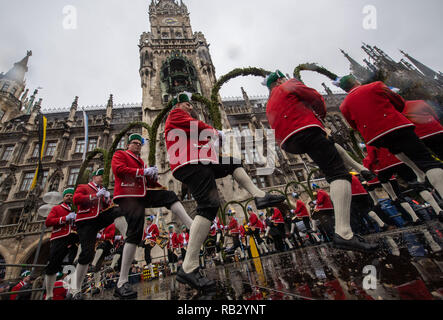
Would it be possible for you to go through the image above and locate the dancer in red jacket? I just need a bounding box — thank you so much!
[312,184,335,242]
[264,71,377,252]
[402,100,443,159]
[111,133,192,299]
[44,188,79,300]
[363,145,440,224]
[167,225,180,274]
[336,76,443,200]
[225,210,245,259]
[142,216,160,268]
[165,92,285,291]
[349,173,389,234]
[70,169,122,300]
[247,207,269,255]
[10,271,32,300]
[178,225,190,260]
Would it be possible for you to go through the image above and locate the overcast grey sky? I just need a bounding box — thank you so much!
[1,0,442,110]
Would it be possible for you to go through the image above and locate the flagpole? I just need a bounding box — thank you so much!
[83,108,89,162]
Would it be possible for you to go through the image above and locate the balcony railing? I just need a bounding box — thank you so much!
[0,224,18,239]
[0,220,49,239]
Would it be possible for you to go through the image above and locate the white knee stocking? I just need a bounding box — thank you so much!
[71,263,89,295]
[399,202,419,222]
[91,249,103,268]
[368,211,385,227]
[110,253,121,269]
[368,190,379,206]
[419,190,442,214]
[117,243,137,288]
[233,167,266,198]
[182,215,212,274]
[330,179,353,240]
[382,183,398,200]
[284,238,293,249]
[394,153,426,183]
[114,216,128,240]
[426,168,443,199]
[44,274,57,300]
[171,201,193,229]
[334,143,367,172]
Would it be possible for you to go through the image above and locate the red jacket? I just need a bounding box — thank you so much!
[316,189,333,211]
[164,108,219,173]
[340,81,414,145]
[403,100,443,139]
[143,223,159,242]
[294,200,309,218]
[9,281,29,300]
[178,232,189,248]
[271,208,285,224]
[266,79,327,150]
[112,150,163,200]
[73,182,111,222]
[249,212,265,231]
[45,203,76,240]
[363,145,402,174]
[228,217,240,234]
[351,175,368,196]
[215,216,224,230]
[43,280,67,300]
[97,223,116,243]
[239,225,247,238]
[167,232,179,249]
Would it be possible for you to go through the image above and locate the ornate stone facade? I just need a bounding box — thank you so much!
[1,0,441,278]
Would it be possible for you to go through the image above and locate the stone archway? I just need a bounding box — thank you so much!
[9,235,52,280]
[0,243,10,280]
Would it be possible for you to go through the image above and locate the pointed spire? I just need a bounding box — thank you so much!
[321,83,333,95]
[340,49,372,82]
[25,89,38,114]
[20,88,29,103]
[71,96,79,109]
[106,94,113,119]
[400,49,440,79]
[68,96,78,122]
[107,94,113,108]
[4,50,32,83]
[33,98,42,112]
[240,87,253,112]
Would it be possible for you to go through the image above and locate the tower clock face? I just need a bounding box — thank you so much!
[163,17,179,25]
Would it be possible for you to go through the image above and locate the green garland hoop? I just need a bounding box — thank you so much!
[293,63,338,83]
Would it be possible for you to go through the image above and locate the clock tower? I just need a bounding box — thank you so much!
[138,0,235,223]
[139,0,216,117]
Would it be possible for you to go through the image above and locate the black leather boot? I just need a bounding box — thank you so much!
[254,193,286,209]
[176,267,215,290]
[114,282,137,300]
[333,233,379,253]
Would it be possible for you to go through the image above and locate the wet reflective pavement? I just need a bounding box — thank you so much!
[90,222,443,300]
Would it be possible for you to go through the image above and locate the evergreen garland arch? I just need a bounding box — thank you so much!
[293,63,338,83]
[209,67,271,129]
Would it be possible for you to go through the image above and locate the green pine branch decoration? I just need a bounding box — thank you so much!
[293,63,338,82]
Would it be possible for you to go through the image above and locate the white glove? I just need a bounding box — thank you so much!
[290,209,295,214]
[65,212,76,222]
[97,233,102,239]
[144,166,158,180]
[96,188,107,198]
[104,190,111,200]
[114,235,122,241]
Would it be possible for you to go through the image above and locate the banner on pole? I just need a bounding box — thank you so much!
[30,114,47,190]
